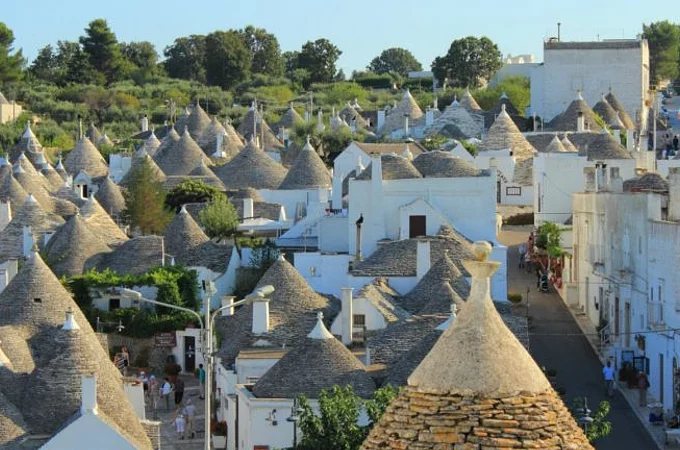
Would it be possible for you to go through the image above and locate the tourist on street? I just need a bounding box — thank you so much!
[518,243,527,269]
[121,346,130,376]
[603,361,615,397]
[173,406,186,440]
[198,363,206,399]
[674,135,679,153]
[174,377,185,406]
[161,377,173,411]
[183,399,197,439]
[148,375,159,412]
[138,371,148,398]
[638,371,650,407]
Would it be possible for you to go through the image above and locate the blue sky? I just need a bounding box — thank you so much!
[3,0,675,73]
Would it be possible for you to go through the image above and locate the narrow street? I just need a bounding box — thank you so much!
[500,226,659,450]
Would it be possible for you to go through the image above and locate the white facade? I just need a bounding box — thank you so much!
[571,169,680,412]
[530,40,649,122]
[474,150,534,206]
[0,100,22,124]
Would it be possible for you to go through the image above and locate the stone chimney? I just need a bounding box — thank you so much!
[425,108,434,127]
[609,167,623,193]
[377,110,386,130]
[668,168,680,221]
[252,297,270,334]
[583,167,596,192]
[403,114,410,137]
[416,240,431,280]
[243,198,254,220]
[595,162,608,192]
[576,112,585,132]
[77,115,83,139]
[141,114,149,132]
[80,375,98,415]
[532,112,538,132]
[22,226,33,257]
[355,215,363,261]
[316,109,324,132]
[0,201,11,231]
[221,296,235,317]
[341,287,354,345]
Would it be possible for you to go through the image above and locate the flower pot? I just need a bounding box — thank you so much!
[212,435,226,449]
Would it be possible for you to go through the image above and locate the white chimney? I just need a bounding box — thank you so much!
[341,287,354,345]
[669,168,680,221]
[532,112,538,132]
[403,114,410,137]
[0,201,11,231]
[416,240,431,279]
[377,110,386,130]
[221,296,235,317]
[356,157,364,177]
[425,109,434,127]
[7,259,17,283]
[141,115,149,132]
[613,129,621,141]
[252,298,270,334]
[22,226,33,257]
[609,167,623,193]
[243,198,254,220]
[214,130,225,158]
[80,375,98,415]
[583,167,596,192]
[331,171,343,210]
[626,129,636,152]
[316,109,324,132]
[576,112,585,132]
[595,162,607,192]
[371,155,382,185]
[63,308,80,331]
[364,346,371,366]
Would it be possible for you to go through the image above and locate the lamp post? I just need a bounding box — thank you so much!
[576,397,593,436]
[286,398,303,448]
[121,284,275,450]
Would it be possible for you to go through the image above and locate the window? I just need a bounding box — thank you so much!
[506,186,522,196]
[409,215,426,238]
[33,298,42,303]
[353,314,366,327]
[109,298,121,310]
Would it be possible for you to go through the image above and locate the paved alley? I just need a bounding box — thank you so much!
[500,226,659,450]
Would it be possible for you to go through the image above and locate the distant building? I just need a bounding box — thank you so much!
[530,39,650,123]
[0,92,22,124]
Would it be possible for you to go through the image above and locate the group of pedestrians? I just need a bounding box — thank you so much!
[602,360,651,407]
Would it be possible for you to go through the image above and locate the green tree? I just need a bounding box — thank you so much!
[297,385,398,450]
[165,179,224,212]
[123,158,172,234]
[643,21,680,84]
[204,30,251,89]
[368,47,422,77]
[30,45,59,83]
[163,35,207,83]
[198,196,239,242]
[121,41,159,80]
[0,22,25,85]
[570,398,612,442]
[431,36,503,88]
[79,19,126,83]
[295,39,342,85]
[239,25,284,77]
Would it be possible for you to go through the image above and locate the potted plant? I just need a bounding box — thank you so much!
[211,421,227,448]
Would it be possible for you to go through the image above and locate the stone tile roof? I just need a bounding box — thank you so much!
[425,100,484,139]
[229,187,263,201]
[163,206,209,257]
[85,122,101,144]
[353,141,426,157]
[482,94,528,131]
[593,95,620,127]
[154,129,213,176]
[351,228,474,277]
[0,194,64,261]
[42,214,111,277]
[184,103,212,139]
[357,279,410,323]
[412,151,487,178]
[161,172,225,192]
[140,129,161,156]
[548,92,603,132]
[64,137,109,179]
[479,105,536,159]
[380,90,424,136]
[90,236,164,275]
[252,315,375,399]
[119,151,167,187]
[0,173,29,212]
[527,132,633,160]
[605,89,636,129]
[340,103,369,129]
[237,105,283,151]
[460,88,482,112]
[214,139,288,190]
[215,257,340,365]
[356,154,422,181]
[152,127,180,160]
[278,138,331,190]
[79,196,128,246]
[190,160,224,182]
[41,163,66,190]
[8,123,43,164]
[0,390,28,445]
[274,104,304,131]
[623,172,669,193]
[94,177,126,216]
[198,117,244,158]
[361,245,590,450]
[544,135,571,153]
[368,314,447,366]
[97,133,113,148]
[0,251,153,449]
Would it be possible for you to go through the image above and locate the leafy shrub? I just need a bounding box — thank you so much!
[504,213,534,226]
[507,292,523,304]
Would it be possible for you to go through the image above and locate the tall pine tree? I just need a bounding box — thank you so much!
[123,158,172,235]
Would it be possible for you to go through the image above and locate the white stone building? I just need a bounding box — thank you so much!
[0,92,22,124]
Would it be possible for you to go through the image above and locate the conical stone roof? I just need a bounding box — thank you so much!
[278,138,331,190]
[479,105,535,158]
[412,151,484,178]
[80,196,128,246]
[605,89,636,129]
[185,102,212,139]
[361,242,593,450]
[120,150,166,187]
[8,122,43,163]
[15,153,53,193]
[42,214,111,277]
[214,138,288,190]
[460,88,482,112]
[252,313,375,399]
[41,163,65,189]
[64,137,109,178]
[545,135,570,153]
[274,103,304,130]
[153,126,180,160]
[237,105,283,151]
[593,95,620,127]
[141,129,161,156]
[163,206,210,259]
[549,92,602,132]
[154,129,212,176]
[97,133,113,148]
[0,194,64,261]
[85,122,101,143]
[95,176,126,216]
[426,99,483,139]
[381,89,424,136]
[189,160,223,184]
[340,103,369,128]
[0,174,29,213]
[356,154,422,181]
[561,135,578,152]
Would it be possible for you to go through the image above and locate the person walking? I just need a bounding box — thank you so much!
[183,399,197,439]
[148,375,159,414]
[173,406,186,440]
[174,377,185,406]
[198,364,206,400]
[674,135,679,153]
[638,371,650,407]
[603,361,616,398]
[121,346,130,376]
[161,377,173,411]
[518,243,527,269]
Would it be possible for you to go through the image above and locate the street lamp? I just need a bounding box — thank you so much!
[576,397,593,435]
[286,398,303,448]
[121,284,275,450]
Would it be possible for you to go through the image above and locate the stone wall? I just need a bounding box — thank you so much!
[361,387,593,449]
